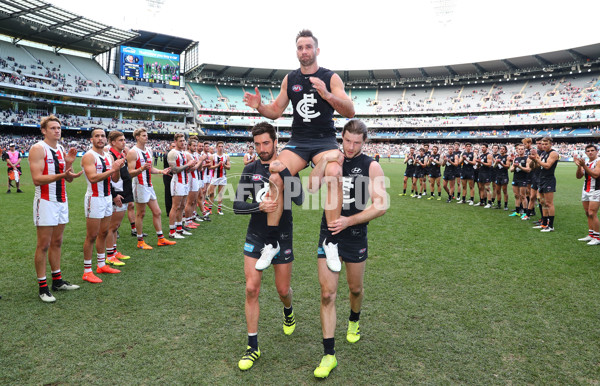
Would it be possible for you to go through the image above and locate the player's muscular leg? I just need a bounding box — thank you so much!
[148,199,163,232]
[318,258,339,338]
[313,150,343,226]
[135,202,146,235]
[267,150,305,227]
[274,263,293,308]
[35,227,54,278]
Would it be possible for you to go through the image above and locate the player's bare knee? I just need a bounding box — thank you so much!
[38,241,51,253]
[348,281,363,297]
[276,285,291,299]
[269,172,283,188]
[50,237,63,249]
[325,162,342,178]
[246,284,260,299]
[320,289,337,305]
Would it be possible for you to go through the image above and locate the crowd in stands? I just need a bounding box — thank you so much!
[0,45,189,106]
[0,109,193,133]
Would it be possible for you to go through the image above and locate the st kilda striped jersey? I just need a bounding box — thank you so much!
[213,153,229,178]
[201,151,213,180]
[34,141,67,202]
[584,159,600,192]
[84,149,113,197]
[133,146,153,187]
[188,152,200,180]
[172,150,188,184]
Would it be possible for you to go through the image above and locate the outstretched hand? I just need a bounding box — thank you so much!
[243,87,262,109]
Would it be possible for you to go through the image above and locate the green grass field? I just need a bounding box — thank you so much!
[1,158,599,384]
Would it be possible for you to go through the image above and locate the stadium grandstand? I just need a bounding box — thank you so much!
[0,0,600,158]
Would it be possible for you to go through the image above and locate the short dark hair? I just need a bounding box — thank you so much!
[585,144,598,151]
[91,128,105,137]
[542,136,553,144]
[342,119,367,141]
[251,122,277,142]
[108,130,124,143]
[481,143,488,148]
[296,29,318,47]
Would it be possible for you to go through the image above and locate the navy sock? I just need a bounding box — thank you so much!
[266,226,278,246]
[248,334,258,349]
[349,310,361,322]
[323,338,335,355]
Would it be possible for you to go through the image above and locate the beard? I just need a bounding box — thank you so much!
[298,54,315,67]
[258,150,275,162]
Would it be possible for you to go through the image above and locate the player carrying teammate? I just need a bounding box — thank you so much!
[308,119,387,379]
[29,115,83,302]
[234,122,303,371]
[243,29,355,272]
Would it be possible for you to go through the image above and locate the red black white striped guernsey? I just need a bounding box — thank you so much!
[133,146,153,187]
[34,141,67,202]
[173,150,188,184]
[584,159,600,192]
[84,149,113,197]
[213,153,229,178]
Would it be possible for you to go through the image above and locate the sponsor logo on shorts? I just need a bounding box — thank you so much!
[317,247,325,255]
[292,84,303,92]
[284,249,292,255]
[244,243,254,252]
[359,248,367,254]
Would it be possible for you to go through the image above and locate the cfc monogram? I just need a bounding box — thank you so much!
[296,94,321,122]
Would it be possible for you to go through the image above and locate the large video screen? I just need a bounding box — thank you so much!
[119,46,180,86]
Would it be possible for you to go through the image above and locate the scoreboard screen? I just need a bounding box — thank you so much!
[119,46,180,86]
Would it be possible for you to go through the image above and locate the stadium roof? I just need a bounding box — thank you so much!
[190,43,600,87]
[126,30,195,55]
[0,0,138,54]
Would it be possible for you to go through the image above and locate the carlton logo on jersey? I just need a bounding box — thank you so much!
[292,84,303,92]
[296,94,320,122]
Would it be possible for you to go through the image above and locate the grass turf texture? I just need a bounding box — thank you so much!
[1,158,599,384]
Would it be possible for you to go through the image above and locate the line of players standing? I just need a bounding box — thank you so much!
[400,138,559,232]
[32,119,231,302]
